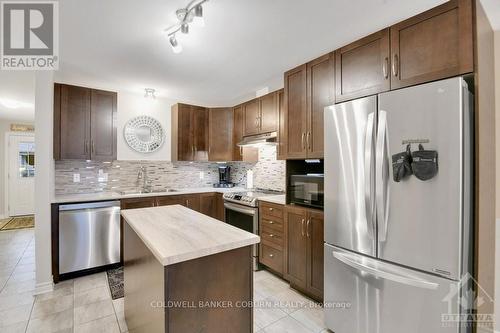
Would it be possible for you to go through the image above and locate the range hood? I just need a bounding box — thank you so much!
[237,131,277,147]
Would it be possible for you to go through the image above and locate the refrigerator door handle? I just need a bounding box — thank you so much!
[332,250,439,290]
[376,110,390,242]
[364,112,376,239]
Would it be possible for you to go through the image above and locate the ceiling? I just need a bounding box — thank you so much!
[0,71,35,122]
[56,0,446,106]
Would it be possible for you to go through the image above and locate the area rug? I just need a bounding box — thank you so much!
[0,216,34,231]
[107,266,124,300]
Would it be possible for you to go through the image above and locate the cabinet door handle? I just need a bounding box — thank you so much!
[301,133,306,150]
[392,54,399,77]
[91,141,95,154]
[268,220,274,224]
[307,132,311,150]
[186,199,189,206]
[269,234,274,238]
[306,219,311,238]
[383,57,389,79]
[269,254,274,258]
[301,219,305,237]
[259,110,263,130]
[269,207,273,211]
[240,146,243,156]
[84,141,88,154]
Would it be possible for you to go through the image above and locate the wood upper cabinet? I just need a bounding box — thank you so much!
[390,0,473,89]
[335,29,390,102]
[306,210,324,300]
[209,108,233,161]
[283,55,333,159]
[284,64,308,159]
[233,105,244,161]
[259,92,278,134]
[90,89,117,161]
[307,53,334,158]
[232,105,258,162]
[172,104,209,161]
[284,206,308,289]
[54,83,117,161]
[276,89,286,160]
[243,99,261,136]
[285,206,324,301]
[243,91,279,137]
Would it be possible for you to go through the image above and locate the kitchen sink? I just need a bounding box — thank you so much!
[118,189,179,195]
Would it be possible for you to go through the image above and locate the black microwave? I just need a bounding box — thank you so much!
[288,174,324,209]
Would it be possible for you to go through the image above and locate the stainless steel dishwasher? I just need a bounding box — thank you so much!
[59,201,121,274]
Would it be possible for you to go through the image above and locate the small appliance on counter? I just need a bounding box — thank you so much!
[288,173,324,208]
[213,165,235,188]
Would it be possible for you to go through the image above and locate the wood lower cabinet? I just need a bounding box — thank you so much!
[121,197,156,210]
[259,202,285,275]
[335,29,390,102]
[54,83,117,161]
[209,108,233,161]
[390,0,473,89]
[172,104,209,161]
[199,193,218,219]
[284,206,324,301]
[306,210,324,300]
[156,195,186,207]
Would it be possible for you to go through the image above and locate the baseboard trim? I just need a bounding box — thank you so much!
[34,281,54,295]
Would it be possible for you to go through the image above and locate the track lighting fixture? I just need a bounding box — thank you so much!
[164,0,208,54]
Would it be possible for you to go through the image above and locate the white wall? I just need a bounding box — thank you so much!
[34,72,55,294]
[0,120,34,218]
[117,92,175,161]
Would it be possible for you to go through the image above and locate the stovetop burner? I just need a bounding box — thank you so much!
[223,188,284,207]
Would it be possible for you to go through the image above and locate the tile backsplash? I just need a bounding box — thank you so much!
[54,145,285,194]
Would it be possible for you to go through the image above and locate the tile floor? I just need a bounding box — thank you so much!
[0,228,330,333]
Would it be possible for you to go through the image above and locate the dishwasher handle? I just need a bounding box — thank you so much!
[59,200,120,211]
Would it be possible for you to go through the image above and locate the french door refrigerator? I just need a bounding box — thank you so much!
[324,77,473,333]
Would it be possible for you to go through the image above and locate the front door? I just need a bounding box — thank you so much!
[8,134,35,216]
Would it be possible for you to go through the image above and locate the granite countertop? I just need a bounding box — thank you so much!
[52,187,246,204]
[258,194,286,205]
[122,205,260,266]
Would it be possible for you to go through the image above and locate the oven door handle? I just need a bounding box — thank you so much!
[224,202,257,216]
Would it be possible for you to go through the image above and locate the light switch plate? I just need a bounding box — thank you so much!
[73,174,80,183]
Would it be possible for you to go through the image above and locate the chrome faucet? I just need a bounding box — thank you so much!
[137,166,152,193]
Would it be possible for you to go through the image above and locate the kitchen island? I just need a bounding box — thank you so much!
[121,205,260,333]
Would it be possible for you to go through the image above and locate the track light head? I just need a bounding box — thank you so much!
[169,35,182,54]
[193,5,204,27]
[181,23,189,34]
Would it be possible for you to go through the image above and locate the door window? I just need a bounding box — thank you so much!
[18,142,35,178]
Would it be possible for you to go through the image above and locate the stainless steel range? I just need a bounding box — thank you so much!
[223,189,283,270]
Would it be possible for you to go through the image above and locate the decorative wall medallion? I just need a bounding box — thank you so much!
[123,116,164,153]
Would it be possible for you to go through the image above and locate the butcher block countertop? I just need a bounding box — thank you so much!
[121,204,260,266]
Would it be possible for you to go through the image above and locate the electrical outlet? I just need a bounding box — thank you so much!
[199,171,204,180]
[73,173,80,183]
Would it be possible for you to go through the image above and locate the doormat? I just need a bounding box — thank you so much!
[107,266,124,300]
[0,216,34,231]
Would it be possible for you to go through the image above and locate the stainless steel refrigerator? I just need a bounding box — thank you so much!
[324,77,473,333]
